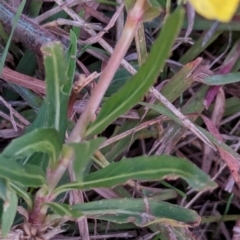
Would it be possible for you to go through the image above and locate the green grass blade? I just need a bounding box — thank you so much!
[68,138,105,181]
[1,189,18,238]
[202,72,240,85]
[64,30,77,95]
[3,128,62,165]
[10,183,32,208]
[0,155,45,187]
[0,0,27,73]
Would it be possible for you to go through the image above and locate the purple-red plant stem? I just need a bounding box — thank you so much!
[29,147,74,225]
[68,164,90,240]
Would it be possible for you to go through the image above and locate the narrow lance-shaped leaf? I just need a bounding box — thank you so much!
[25,101,48,133]
[0,0,27,73]
[46,202,83,218]
[10,183,32,209]
[3,128,62,165]
[63,30,77,95]
[48,198,200,228]
[105,65,139,97]
[0,155,45,187]
[41,42,69,141]
[68,138,105,181]
[1,189,18,238]
[54,155,217,195]
[202,72,240,85]
[140,102,181,123]
[86,8,184,137]
[74,199,199,227]
[0,178,8,201]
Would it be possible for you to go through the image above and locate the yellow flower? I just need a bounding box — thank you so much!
[188,0,240,22]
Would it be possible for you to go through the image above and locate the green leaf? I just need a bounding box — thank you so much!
[142,0,162,22]
[202,72,240,85]
[47,202,83,218]
[144,57,204,119]
[55,155,217,195]
[25,101,48,133]
[10,183,32,209]
[86,8,184,137]
[0,155,45,187]
[67,138,105,181]
[1,189,18,238]
[103,120,138,161]
[140,102,181,123]
[9,84,42,110]
[64,30,77,95]
[72,198,200,227]
[85,155,216,190]
[0,0,27,73]
[105,65,139,97]
[41,42,69,141]
[179,31,222,64]
[3,128,62,164]
[141,186,179,201]
[28,0,43,17]
[13,50,42,109]
[0,179,8,201]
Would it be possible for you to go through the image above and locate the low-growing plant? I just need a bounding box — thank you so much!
[1,1,240,240]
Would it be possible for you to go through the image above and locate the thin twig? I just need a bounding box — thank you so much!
[0,110,25,129]
[81,4,124,44]
[0,96,30,126]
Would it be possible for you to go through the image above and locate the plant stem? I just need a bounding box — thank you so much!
[69,0,146,142]
[28,0,146,229]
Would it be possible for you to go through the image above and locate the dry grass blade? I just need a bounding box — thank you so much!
[202,115,240,189]
[1,67,46,94]
[100,116,165,148]
[0,96,30,129]
[149,87,217,151]
[81,3,124,44]
[202,87,225,173]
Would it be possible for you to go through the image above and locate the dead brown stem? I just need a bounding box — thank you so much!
[1,67,45,94]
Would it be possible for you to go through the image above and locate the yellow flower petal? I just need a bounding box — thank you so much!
[188,0,240,22]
